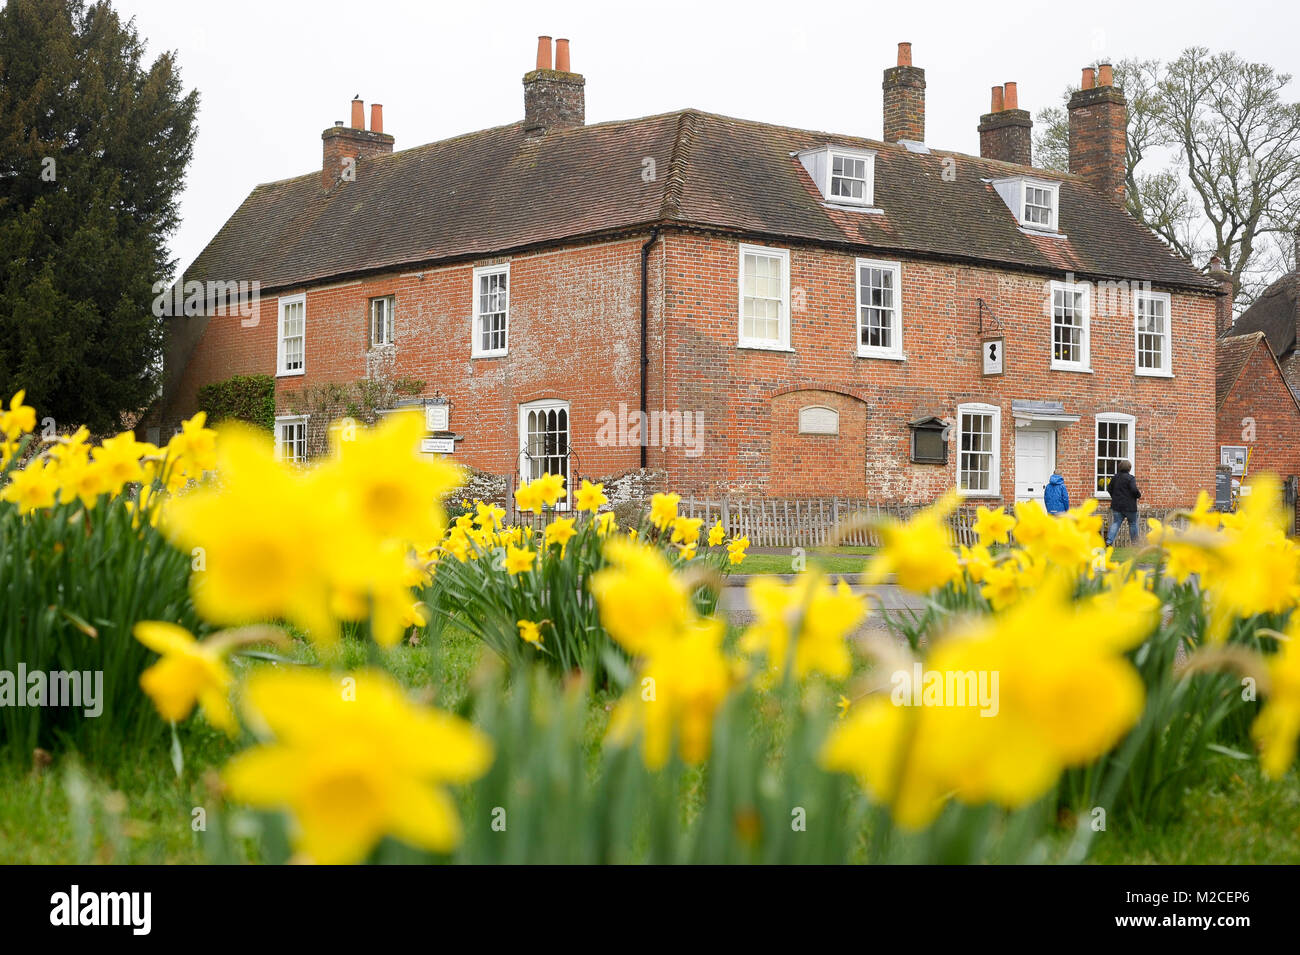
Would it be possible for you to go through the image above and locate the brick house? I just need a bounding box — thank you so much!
[150,38,1220,508]
[1215,331,1300,485]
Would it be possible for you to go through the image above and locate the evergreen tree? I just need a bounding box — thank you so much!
[0,0,198,431]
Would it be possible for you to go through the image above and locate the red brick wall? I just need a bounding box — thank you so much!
[652,231,1216,507]
[1217,342,1300,481]
[163,236,659,484]
[160,228,1217,508]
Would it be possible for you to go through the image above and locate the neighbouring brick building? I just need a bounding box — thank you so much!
[1215,331,1300,485]
[149,38,1221,508]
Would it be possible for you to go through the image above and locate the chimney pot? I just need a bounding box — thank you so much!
[370,103,383,134]
[897,41,912,67]
[1098,62,1114,87]
[1068,70,1127,201]
[1081,67,1096,89]
[1003,82,1018,110]
[536,35,553,71]
[555,38,570,72]
[990,85,1004,113]
[524,36,584,135]
[979,83,1032,166]
[350,97,365,130]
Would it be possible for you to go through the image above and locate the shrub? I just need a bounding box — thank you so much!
[197,374,275,432]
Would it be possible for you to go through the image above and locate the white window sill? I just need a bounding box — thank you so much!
[822,201,884,214]
[857,349,906,361]
[1096,492,1112,500]
[472,350,508,359]
[1135,369,1174,378]
[957,489,1002,499]
[737,342,794,353]
[276,369,305,378]
[1050,363,1093,374]
[1018,226,1067,239]
[369,344,396,352]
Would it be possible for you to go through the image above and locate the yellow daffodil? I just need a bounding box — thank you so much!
[1,457,58,513]
[0,390,36,440]
[575,479,608,513]
[741,572,864,681]
[590,538,693,655]
[594,511,617,537]
[133,621,239,735]
[544,517,576,555]
[670,516,703,547]
[727,536,749,565]
[224,667,492,863]
[1253,632,1300,778]
[649,492,680,530]
[708,520,726,547]
[973,505,1016,547]
[505,543,536,575]
[517,619,544,646]
[514,480,541,515]
[866,492,961,593]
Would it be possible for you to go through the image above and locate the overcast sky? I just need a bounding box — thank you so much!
[111,0,1300,273]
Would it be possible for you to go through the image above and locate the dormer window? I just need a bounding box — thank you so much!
[991,177,1060,233]
[798,146,876,208]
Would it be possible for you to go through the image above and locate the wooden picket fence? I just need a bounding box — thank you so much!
[501,485,1192,549]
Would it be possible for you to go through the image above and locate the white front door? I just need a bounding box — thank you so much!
[1014,429,1055,502]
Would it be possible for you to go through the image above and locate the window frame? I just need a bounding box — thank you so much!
[1133,289,1173,377]
[276,293,306,377]
[517,399,571,510]
[274,414,309,464]
[855,257,904,360]
[827,149,874,207]
[471,263,510,358]
[369,295,395,349]
[1049,280,1091,372]
[1020,179,1060,231]
[955,402,1002,498]
[737,243,792,351]
[1094,412,1137,499]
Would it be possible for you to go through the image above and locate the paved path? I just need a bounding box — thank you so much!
[718,582,927,628]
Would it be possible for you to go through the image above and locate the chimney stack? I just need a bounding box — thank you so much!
[1068,62,1127,202]
[882,42,926,143]
[978,83,1032,166]
[321,96,395,190]
[1293,228,1300,272]
[1209,255,1234,338]
[524,35,585,136]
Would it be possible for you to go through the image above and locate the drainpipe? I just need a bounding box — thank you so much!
[639,227,660,469]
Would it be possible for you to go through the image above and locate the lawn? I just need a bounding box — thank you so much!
[4,625,1295,865]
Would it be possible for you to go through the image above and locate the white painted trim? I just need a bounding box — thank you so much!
[854,257,905,360]
[276,293,306,377]
[737,244,791,350]
[825,148,876,207]
[273,414,309,464]
[1133,288,1173,376]
[517,398,571,510]
[1094,411,1137,499]
[1049,280,1091,372]
[955,402,1002,498]
[471,263,510,358]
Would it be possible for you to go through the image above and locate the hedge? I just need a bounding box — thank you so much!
[197,374,275,432]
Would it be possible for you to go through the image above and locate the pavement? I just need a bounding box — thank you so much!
[717,580,927,627]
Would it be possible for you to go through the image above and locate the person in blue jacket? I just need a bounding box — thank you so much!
[1043,472,1070,514]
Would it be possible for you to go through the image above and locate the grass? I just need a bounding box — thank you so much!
[3,625,1296,865]
[736,553,870,576]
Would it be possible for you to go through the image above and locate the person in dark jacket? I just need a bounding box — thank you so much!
[1105,460,1142,545]
[1043,473,1070,514]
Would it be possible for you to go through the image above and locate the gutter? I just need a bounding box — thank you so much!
[639,227,660,469]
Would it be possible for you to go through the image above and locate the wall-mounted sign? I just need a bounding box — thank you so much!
[981,337,1004,376]
[797,405,839,435]
[1220,445,1247,476]
[421,437,455,455]
[426,403,449,432]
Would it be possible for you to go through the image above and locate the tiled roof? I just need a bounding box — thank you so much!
[184,109,1216,295]
[1232,273,1299,357]
[1216,331,1267,407]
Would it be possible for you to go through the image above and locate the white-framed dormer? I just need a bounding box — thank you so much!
[955,402,1002,498]
[471,263,510,358]
[1094,412,1137,498]
[1048,280,1091,372]
[276,293,306,377]
[737,244,792,351]
[991,177,1061,235]
[797,146,878,210]
[855,258,904,360]
[1133,288,1173,378]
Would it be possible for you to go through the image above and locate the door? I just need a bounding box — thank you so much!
[1015,429,1055,502]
